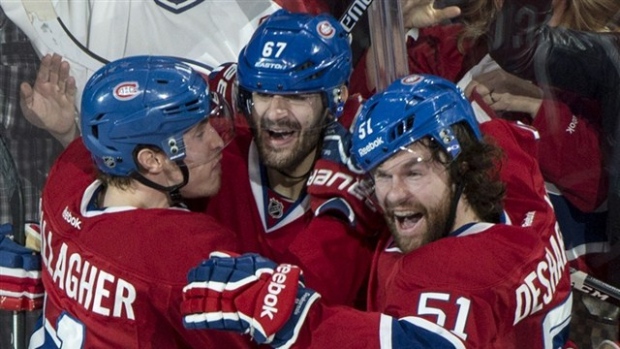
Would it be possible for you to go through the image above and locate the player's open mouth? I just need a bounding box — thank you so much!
[393,211,422,231]
[265,128,298,145]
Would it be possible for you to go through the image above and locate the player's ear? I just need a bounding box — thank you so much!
[135,148,165,174]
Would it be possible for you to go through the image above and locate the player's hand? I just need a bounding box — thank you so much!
[308,99,383,236]
[182,252,319,347]
[402,0,461,30]
[0,223,44,311]
[19,53,79,147]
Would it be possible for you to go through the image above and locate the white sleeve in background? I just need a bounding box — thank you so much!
[1,0,281,111]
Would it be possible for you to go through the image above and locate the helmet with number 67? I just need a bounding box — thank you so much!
[351,74,483,172]
[236,9,352,117]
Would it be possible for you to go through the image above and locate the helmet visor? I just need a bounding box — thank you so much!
[208,91,236,147]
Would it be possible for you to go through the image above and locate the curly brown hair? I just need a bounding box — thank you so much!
[427,122,506,223]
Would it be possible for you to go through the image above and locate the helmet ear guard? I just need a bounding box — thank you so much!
[351,74,482,172]
[330,85,347,118]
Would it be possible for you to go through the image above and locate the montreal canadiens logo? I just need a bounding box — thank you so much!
[317,21,335,39]
[401,75,423,85]
[113,82,140,101]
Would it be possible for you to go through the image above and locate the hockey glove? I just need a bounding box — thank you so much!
[182,251,320,347]
[0,223,44,311]
[307,99,383,236]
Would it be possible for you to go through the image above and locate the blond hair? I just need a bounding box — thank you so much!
[456,0,499,52]
[456,0,620,52]
[555,0,620,32]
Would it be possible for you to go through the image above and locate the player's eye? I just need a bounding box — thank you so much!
[372,170,391,182]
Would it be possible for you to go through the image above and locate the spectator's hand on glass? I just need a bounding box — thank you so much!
[472,69,542,99]
[20,53,78,147]
[401,0,461,30]
[465,79,543,119]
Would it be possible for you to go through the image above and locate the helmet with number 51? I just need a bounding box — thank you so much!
[351,74,505,253]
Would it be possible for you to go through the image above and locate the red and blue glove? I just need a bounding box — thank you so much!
[307,97,383,236]
[0,223,44,311]
[182,252,320,347]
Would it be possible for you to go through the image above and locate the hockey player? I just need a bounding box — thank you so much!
[30,56,255,348]
[180,75,573,348]
[353,0,612,307]
[200,9,381,307]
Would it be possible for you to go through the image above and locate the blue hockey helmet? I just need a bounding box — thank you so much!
[237,9,352,117]
[351,74,482,172]
[81,55,225,177]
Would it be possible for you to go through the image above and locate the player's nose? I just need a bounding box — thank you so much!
[264,95,289,120]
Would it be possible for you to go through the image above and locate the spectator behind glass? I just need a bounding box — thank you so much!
[463,0,619,279]
[486,0,620,281]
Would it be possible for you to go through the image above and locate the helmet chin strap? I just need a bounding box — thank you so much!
[443,182,464,238]
[130,161,189,205]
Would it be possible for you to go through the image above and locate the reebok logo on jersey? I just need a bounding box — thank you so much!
[62,206,82,230]
[357,137,384,157]
[565,115,578,134]
[260,264,293,320]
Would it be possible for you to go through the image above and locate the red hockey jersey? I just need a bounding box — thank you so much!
[32,139,253,348]
[201,98,376,307]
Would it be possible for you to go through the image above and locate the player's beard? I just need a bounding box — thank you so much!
[251,116,324,172]
[385,194,452,253]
